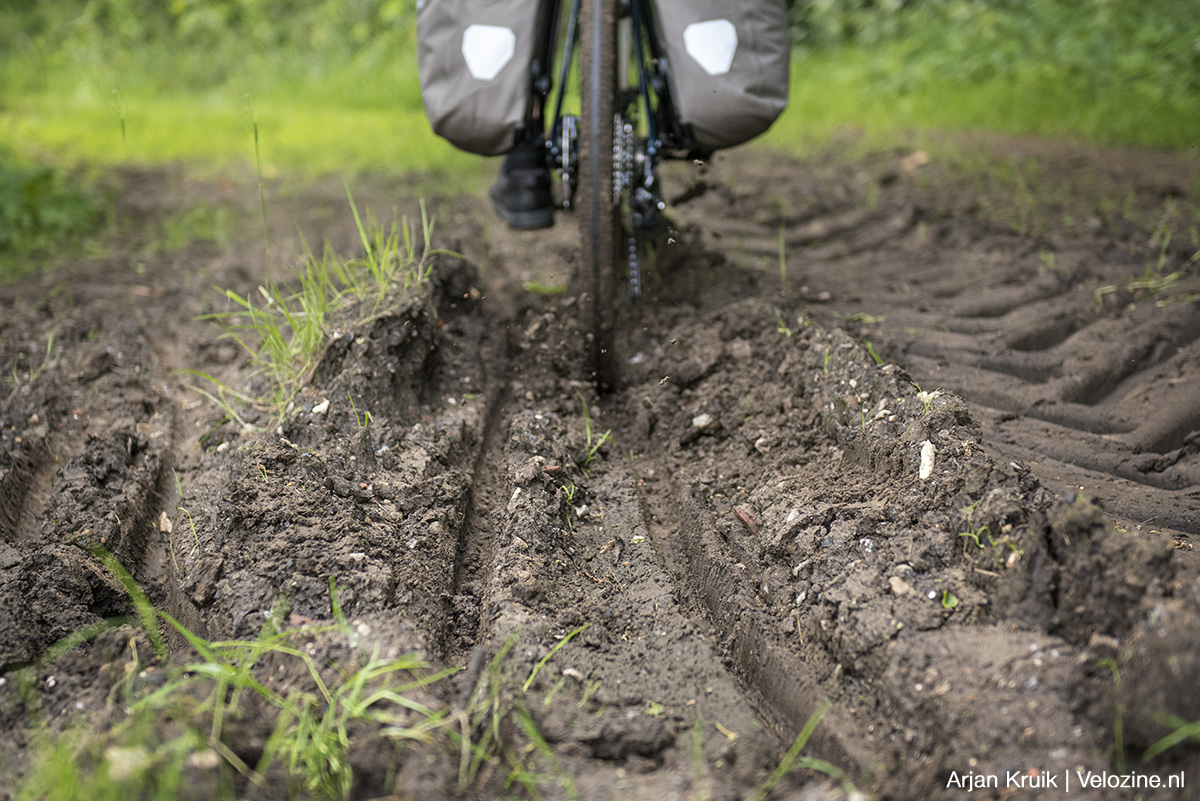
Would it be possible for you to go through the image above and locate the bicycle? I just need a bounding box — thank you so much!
[419,0,787,387]
[523,0,702,389]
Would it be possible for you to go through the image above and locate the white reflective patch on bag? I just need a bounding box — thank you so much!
[682,19,737,76]
[461,24,516,81]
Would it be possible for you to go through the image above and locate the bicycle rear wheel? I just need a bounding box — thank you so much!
[578,0,619,390]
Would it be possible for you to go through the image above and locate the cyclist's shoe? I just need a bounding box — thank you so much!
[490,145,554,230]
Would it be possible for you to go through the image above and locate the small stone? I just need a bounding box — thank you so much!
[733,506,759,535]
[106,746,152,781]
[186,750,221,769]
[919,440,935,480]
[312,399,330,415]
[889,576,914,596]
[692,413,713,430]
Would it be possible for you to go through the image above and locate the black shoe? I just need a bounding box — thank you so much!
[490,145,554,230]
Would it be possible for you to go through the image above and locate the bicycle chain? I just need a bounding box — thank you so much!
[613,116,641,298]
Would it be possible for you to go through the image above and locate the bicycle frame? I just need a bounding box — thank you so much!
[524,0,697,296]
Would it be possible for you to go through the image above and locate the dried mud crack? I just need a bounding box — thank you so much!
[2,147,1199,799]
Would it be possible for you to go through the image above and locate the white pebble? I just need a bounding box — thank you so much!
[919,440,935,480]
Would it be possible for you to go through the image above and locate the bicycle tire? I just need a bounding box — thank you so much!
[578,0,620,390]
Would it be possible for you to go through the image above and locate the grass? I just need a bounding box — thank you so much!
[1142,714,1200,762]
[1,43,484,182]
[347,391,372,428]
[16,562,454,801]
[957,501,993,552]
[955,500,1024,569]
[0,150,106,280]
[1095,208,1200,306]
[2,2,1196,298]
[450,632,587,798]
[576,392,612,472]
[8,36,1194,180]
[746,700,859,801]
[19,596,598,800]
[150,204,236,255]
[6,328,62,388]
[190,188,436,426]
[773,306,793,338]
[3,2,1195,188]
[1098,658,1126,773]
[522,624,590,693]
[15,548,864,800]
[911,384,942,413]
[170,470,201,560]
[768,11,1200,157]
[864,341,883,365]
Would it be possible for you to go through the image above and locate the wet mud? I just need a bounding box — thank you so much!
[1,142,1198,799]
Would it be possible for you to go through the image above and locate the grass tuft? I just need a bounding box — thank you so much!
[523,624,590,693]
[747,699,860,800]
[18,562,455,801]
[193,194,436,425]
[576,392,612,472]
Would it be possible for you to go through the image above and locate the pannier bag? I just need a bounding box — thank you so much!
[415,0,790,156]
[416,0,543,156]
[652,0,790,150]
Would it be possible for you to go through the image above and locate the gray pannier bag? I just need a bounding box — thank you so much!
[416,0,544,156]
[416,0,789,156]
[652,0,790,151]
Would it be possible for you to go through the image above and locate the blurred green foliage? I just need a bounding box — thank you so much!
[2,0,1198,165]
[1,0,418,99]
[786,0,1200,104]
[3,0,414,55]
[0,150,99,259]
[9,0,1198,102]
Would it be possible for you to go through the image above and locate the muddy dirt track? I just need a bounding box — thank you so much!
[2,140,1199,799]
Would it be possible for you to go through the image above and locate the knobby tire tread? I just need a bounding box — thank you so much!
[579,0,619,390]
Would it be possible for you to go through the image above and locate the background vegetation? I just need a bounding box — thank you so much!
[2,0,1198,272]
[772,0,1200,150]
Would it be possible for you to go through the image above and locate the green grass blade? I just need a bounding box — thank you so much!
[85,545,168,660]
[524,624,590,692]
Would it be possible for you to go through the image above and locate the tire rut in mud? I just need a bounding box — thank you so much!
[647,286,1191,792]
[1,305,179,668]
[675,149,1200,543]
